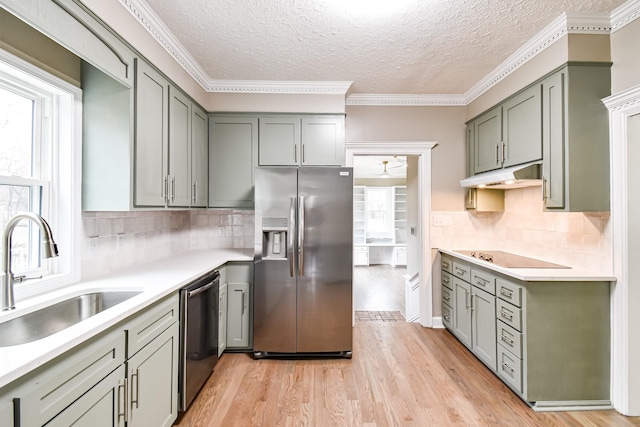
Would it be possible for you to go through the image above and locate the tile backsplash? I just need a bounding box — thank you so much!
[81,210,254,281]
[431,186,612,272]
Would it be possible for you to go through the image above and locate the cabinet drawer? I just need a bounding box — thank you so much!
[442,303,452,330]
[441,255,453,274]
[20,327,125,426]
[497,320,522,358]
[441,271,453,291]
[452,261,471,282]
[496,299,523,332]
[471,268,496,295]
[442,286,454,307]
[126,293,179,357]
[496,278,523,307]
[497,345,523,393]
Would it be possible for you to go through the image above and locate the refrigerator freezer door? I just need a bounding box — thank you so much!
[296,167,353,353]
[254,167,298,353]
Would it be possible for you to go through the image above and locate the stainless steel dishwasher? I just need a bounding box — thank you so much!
[179,269,220,412]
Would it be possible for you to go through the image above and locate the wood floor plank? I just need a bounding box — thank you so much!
[174,323,640,427]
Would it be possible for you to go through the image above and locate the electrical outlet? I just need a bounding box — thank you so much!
[116,234,126,251]
[432,215,452,227]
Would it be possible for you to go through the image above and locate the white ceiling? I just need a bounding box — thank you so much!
[138,0,625,96]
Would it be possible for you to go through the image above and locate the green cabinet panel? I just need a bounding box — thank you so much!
[125,294,179,358]
[502,84,542,168]
[465,123,475,177]
[208,116,258,208]
[226,262,253,350]
[135,58,169,207]
[168,86,192,207]
[258,115,345,166]
[0,396,13,427]
[191,105,209,207]
[259,116,300,166]
[471,286,496,371]
[301,116,345,166]
[452,277,472,348]
[542,65,611,212]
[127,322,179,427]
[47,365,126,427]
[219,282,228,356]
[473,106,502,173]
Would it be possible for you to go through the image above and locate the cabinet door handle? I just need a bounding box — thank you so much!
[171,176,176,202]
[500,309,514,321]
[442,261,450,269]
[502,362,515,375]
[442,276,450,284]
[542,176,548,202]
[502,141,506,163]
[500,288,513,298]
[465,290,470,309]
[471,294,475,312]
[444,314,450,321]
[119,377,129,422]
[131,368,140,409]
[302,144,305,163]
[501,334,514,346]
[443,294,450,302]
[163,176,168,201]
[193,181,198,203]
[496,143,500,164]
[454,267,466,276]
[294,144,297,163]
[475,278,486,287]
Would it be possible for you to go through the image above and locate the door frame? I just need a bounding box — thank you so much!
[345,141,437,327]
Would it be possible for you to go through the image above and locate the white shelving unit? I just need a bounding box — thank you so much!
[392,186,407,266]
[353,186,369,265]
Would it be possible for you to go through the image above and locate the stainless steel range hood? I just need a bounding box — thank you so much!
[460,161,542,189]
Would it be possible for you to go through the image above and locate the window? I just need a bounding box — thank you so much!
[0,48,81,299]
[365,187,393,240]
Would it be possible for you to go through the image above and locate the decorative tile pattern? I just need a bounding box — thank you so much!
[355,311,405,322]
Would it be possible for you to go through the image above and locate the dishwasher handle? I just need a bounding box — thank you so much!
[187,280,218,298]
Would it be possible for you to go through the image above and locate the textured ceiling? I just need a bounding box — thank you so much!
[143,0,626,94]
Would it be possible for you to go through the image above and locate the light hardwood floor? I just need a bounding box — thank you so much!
[174,323,640,427]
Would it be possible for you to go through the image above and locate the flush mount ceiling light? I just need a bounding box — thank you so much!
[323,0,414,17]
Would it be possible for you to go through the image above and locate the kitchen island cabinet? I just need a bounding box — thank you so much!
[439,249,611,411]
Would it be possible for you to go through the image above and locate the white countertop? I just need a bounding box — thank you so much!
[438,248,616,282]
[0,248,253,389]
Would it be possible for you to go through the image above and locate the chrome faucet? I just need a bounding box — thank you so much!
[1,212,59,311]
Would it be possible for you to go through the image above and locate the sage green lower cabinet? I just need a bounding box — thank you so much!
[126,322,179,427]
[0,395,14,427]
[209,116,258,208]
[471,286,496,371]
[219,281,228,356]
[1,294,180,426]
[225,262,253,350]
[47,365,126,427]
[452,277,472,348]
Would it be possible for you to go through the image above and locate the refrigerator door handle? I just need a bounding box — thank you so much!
[298,195,305,276]
[289,197,296,277]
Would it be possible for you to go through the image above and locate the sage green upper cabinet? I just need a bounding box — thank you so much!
[258,115,345,166]
[191,105,209,207]
[168,87,192,207]
[259,116,301,166]
[301,116,345,166]
[541,64,611,212]
[1,0,135,87]
[135,59,169,207]
[135,59,207,208]
[465,123,475,177]
[209,116,259,209]
[473,107,502,173]
[501,85,542,168]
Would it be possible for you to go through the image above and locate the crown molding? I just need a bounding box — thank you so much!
[120,2,613,102]
[463,12,611,105]
[603,83,640,111]
[207,80,353,95]
[346,94,466,106]
[119,0,210,89]
[611,0,640,33]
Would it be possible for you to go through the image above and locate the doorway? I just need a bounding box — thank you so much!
[345,141,436,327]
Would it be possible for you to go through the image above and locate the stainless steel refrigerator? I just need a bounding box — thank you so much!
[253,167,353,358]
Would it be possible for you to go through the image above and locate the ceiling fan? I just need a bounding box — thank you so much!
[371,160,402,178]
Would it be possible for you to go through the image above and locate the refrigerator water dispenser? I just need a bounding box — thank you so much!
[262,217,288,259]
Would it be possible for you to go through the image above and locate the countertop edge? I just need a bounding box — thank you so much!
[0,249,254,389]
[438,248,616,282]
